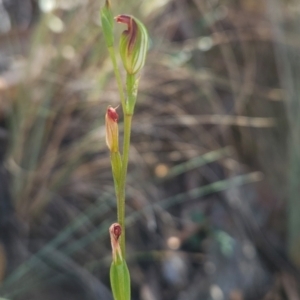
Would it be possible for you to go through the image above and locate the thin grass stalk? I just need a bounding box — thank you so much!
[267,0,300,267]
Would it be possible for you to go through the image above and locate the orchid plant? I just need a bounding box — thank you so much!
[100,1,149,299]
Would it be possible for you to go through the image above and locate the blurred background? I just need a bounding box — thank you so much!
[0,0,299,299]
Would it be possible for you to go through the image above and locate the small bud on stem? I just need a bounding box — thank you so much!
[109,223,131,300]
[109,223,123,263]
[105,106,119,153]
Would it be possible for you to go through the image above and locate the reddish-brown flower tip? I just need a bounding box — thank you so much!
[115,14,138,53]
[109,223,123,262]
[110,223,122,241]
[115,14,130,24]
[107,106,119,122]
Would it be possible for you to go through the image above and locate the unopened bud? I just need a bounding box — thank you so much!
[109,223,122,263]
[105,106,119,152]
[116,15,149,75]
[109,223,131,300]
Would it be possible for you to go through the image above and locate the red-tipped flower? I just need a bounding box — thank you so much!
[105,106,119,152]
[116,15,148,75]
[109,223,122,263]
[109,223,130,300]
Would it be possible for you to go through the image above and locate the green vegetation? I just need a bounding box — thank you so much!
[0,0,298,299]
[101,1,149,298]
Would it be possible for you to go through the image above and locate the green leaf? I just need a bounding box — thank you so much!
[100,1,114,48]
[110,260,131,300]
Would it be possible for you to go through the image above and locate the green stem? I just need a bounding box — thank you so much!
[110,151,122,196]
[126,74,138,114]
[108,47,126,112]
[117,73,137,257]
[108,45,138,257]
[118,113,132,257]
[107,46,130,257]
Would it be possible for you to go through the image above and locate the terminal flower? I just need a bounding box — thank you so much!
[115,15,148,75]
